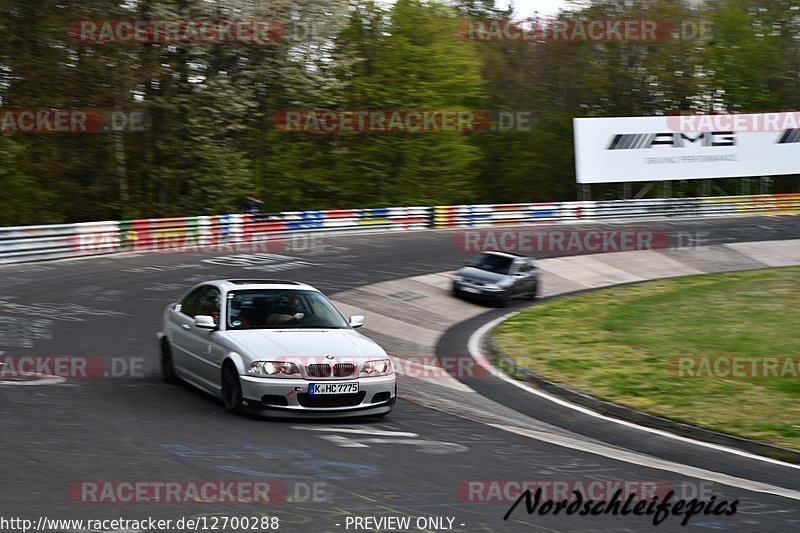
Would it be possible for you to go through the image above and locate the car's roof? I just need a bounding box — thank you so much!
[481,250,529,260]
[205,279,319,292]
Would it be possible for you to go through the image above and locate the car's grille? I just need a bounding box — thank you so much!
[297,392,366,408]
[306,363,356,378]
[307,363,332,377]
[333,363,356,377]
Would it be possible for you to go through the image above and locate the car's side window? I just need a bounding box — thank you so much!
[197,288,221,322]
[179,287,207,317]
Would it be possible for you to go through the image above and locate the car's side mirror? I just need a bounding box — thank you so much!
[349,315,365,328]
[194,315,217,329]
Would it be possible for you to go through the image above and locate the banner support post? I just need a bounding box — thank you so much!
[633,182,655,199]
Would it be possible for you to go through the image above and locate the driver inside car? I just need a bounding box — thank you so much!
[266,295,306,325]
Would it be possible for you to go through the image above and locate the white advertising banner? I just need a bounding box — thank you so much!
[573,113,800,184]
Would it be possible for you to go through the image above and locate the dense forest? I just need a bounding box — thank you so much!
[1,0,799,225]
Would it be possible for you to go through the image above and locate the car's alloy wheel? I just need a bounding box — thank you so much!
[221,361,244,414]
[160,340,179,384]
[524,283,539,300]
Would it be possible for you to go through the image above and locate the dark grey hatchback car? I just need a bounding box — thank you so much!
[452,251,540,307]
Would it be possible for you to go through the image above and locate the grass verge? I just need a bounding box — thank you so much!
[494,266,800,450]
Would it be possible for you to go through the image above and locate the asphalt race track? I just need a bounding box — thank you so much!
[2,216,800,532]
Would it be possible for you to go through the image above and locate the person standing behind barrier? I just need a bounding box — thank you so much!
[242,195,264,215]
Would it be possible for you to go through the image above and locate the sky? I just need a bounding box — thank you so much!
[377,1,579,19]
[498,0,571,17]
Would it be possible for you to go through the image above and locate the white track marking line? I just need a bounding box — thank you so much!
[492,423,800,501]
[468,314,800,473]
[317,435,371,447]
[0,372,67,386]
[292,426,419,437]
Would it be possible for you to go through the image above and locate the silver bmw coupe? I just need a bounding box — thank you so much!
[158,279,396,417]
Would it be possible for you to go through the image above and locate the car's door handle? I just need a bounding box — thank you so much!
[181,324,191,330]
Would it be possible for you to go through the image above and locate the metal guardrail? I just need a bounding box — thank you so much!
[432,193,800,227]
[1,194,798,265]
[0,207,431,264]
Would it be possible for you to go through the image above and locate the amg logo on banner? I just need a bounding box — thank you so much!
[608,131,736,150]
[777,128,800,144]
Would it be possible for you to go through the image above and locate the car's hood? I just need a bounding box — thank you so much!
[457,266,508,284]
[226,328,387,361]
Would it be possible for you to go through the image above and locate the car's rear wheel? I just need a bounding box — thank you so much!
[221,361,244,414]
[160,339,179,384]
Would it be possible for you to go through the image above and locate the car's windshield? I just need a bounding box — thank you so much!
[226,289,349,330]
[468,253,514,275]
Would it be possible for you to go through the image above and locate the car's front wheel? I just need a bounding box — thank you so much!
[160,339,179,384]
[221,361,244,415]
[524,283,539,300]
[496,293,510,308]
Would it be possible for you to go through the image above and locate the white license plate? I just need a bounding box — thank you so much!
[461,286,480,294]
[309,382,359,395]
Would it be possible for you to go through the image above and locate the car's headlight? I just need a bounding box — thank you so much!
[360,358,394,377]
[483,283,503,291]
[453,274,464,282]
[247,361,300,377]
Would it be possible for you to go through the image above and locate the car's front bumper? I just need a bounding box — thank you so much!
[243,396,396,418]
[239,374,396,417]
[452,280,507,300]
